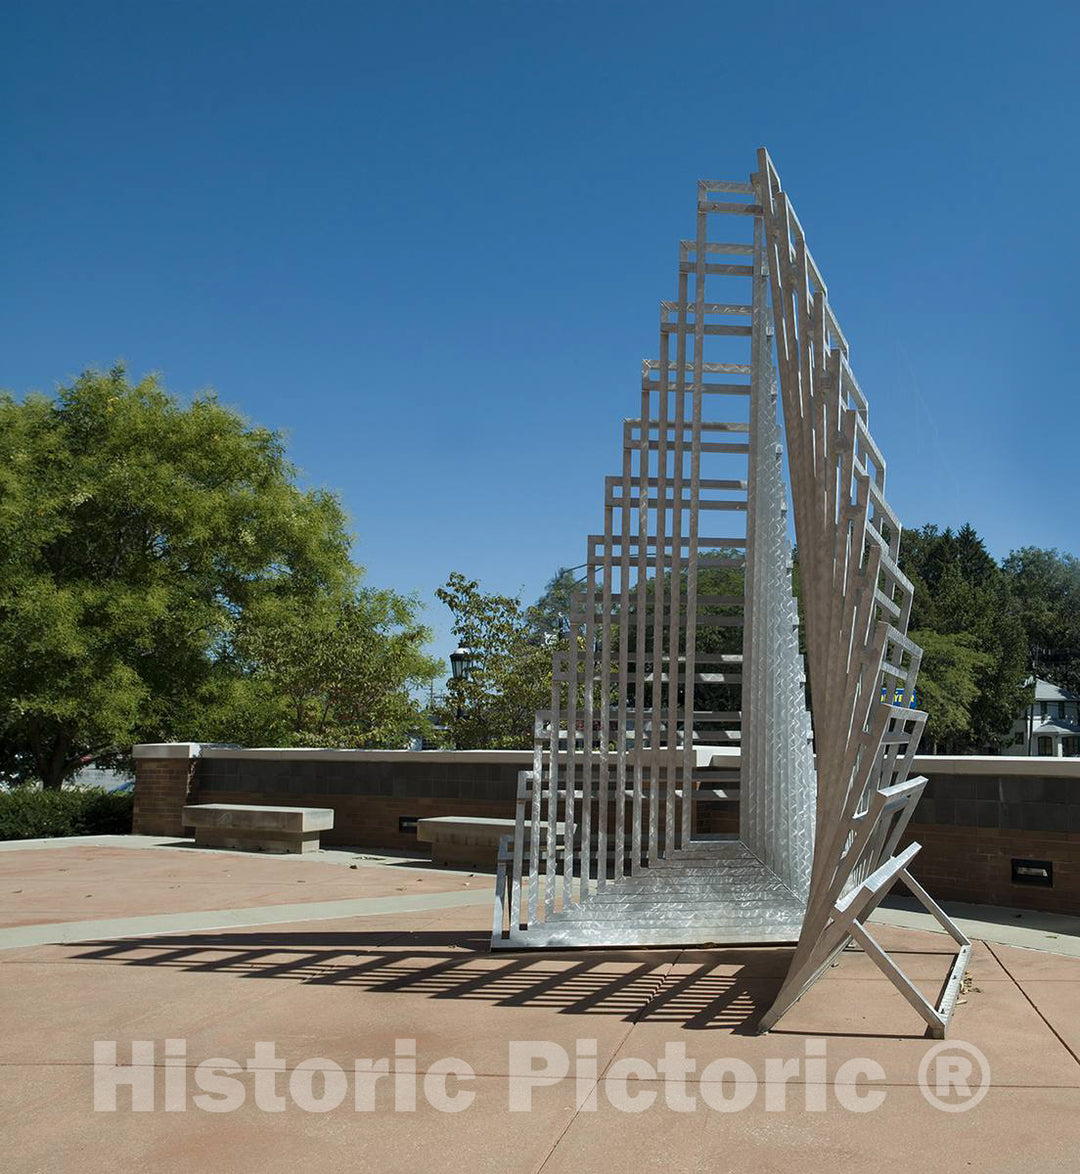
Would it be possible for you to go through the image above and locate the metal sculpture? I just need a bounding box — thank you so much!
[491,149,969,1037]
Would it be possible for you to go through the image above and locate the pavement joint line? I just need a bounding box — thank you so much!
[0,1060,1076,1092]
[870,900,1080,958]
[533,953,685,1174]
[534,977,712,1174]
[0,888,493,951]
[985,940,1080,1070]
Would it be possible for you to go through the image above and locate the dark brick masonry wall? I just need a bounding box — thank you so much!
[192,757,740,850]
[900,772,1080,916]
[131,754,198,837]
[134,748,1079,913]
[194,756,525,851]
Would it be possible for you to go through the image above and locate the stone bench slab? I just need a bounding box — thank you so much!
[418,817,565,871]
[417,817,516,847]
[183,804,334,832]
[182,804,334,854]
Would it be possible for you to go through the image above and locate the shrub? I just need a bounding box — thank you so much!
[0,788,134,840]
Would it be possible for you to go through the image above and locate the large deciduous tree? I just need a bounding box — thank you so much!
[0,366,436,787]
[235,592,442,748]
[906,629,992,753]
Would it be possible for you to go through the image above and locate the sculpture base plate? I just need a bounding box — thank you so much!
[493,840,806,950]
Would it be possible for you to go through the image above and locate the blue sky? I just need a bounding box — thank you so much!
[4,1,1077,666]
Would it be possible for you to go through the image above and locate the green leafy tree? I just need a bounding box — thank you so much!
[434,571,553,749]
[435,555,753,750]
[907,629,992,752]
[0,366,426,787]
[235,593,442,748]
[1002,547,1080,691]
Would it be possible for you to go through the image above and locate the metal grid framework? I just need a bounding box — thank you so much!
[753,149,969,1035]
[491,149,969,1037]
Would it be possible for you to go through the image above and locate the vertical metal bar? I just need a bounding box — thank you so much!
[649,313,670,866]
[544,664,559,919]
[668,264,689,852]
[509,769,528,930]
[598,503,614,890]
[580,558,597,901]
[526,712,543,925]
[682,185,708,845]
[742,210,765,860]
[615,424,632,881]
[632,372,649,875]
[562,593,579,911]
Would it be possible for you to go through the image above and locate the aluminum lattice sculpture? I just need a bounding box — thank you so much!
[491,149,970,1037]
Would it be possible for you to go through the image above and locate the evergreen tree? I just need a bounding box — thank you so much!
[900,523,1029,750]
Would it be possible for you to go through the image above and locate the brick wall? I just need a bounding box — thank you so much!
[192,753,525,851]
[191,755,741,850]
[131,745,199,836]
[132,746,1079,913]
[897,765,1080,914]
[899,823,1079,915]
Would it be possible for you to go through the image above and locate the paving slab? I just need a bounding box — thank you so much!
[538,1082,1080,1174]
[987,941,1080,981]
[616,967,1080,1089]
[873,896,1080,958]
[161,946,681,1079]
[0,955,290,1065]
[842,921,1009,976]
[0,1064,580,1174]
[0,887,494,951]
[0,844,479,929]
[1011,981,1080,1060]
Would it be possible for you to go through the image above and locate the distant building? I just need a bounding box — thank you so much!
[67,764,133,792]
[1009,677,1080,757]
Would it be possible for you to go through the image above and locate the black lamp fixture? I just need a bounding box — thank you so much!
[449,645,476,681]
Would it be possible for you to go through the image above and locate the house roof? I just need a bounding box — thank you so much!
[1033,718,1080,737]
[1029,677,1080,703]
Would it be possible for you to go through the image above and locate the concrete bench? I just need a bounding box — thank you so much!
[417,816,569,871]
[417,817,514,870]
[182,804,334,854]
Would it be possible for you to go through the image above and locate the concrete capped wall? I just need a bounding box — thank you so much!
[133,745,1079,913]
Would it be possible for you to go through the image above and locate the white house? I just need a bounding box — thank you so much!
[1009,677,1080,757]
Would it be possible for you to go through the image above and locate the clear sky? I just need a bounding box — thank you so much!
[4,1,1077,667]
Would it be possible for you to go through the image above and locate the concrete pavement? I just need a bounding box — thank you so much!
[1,840,1078,1173]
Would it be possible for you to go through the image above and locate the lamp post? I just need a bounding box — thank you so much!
[448,645,476,747]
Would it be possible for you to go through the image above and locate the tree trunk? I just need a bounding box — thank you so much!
[38,729,72,791]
